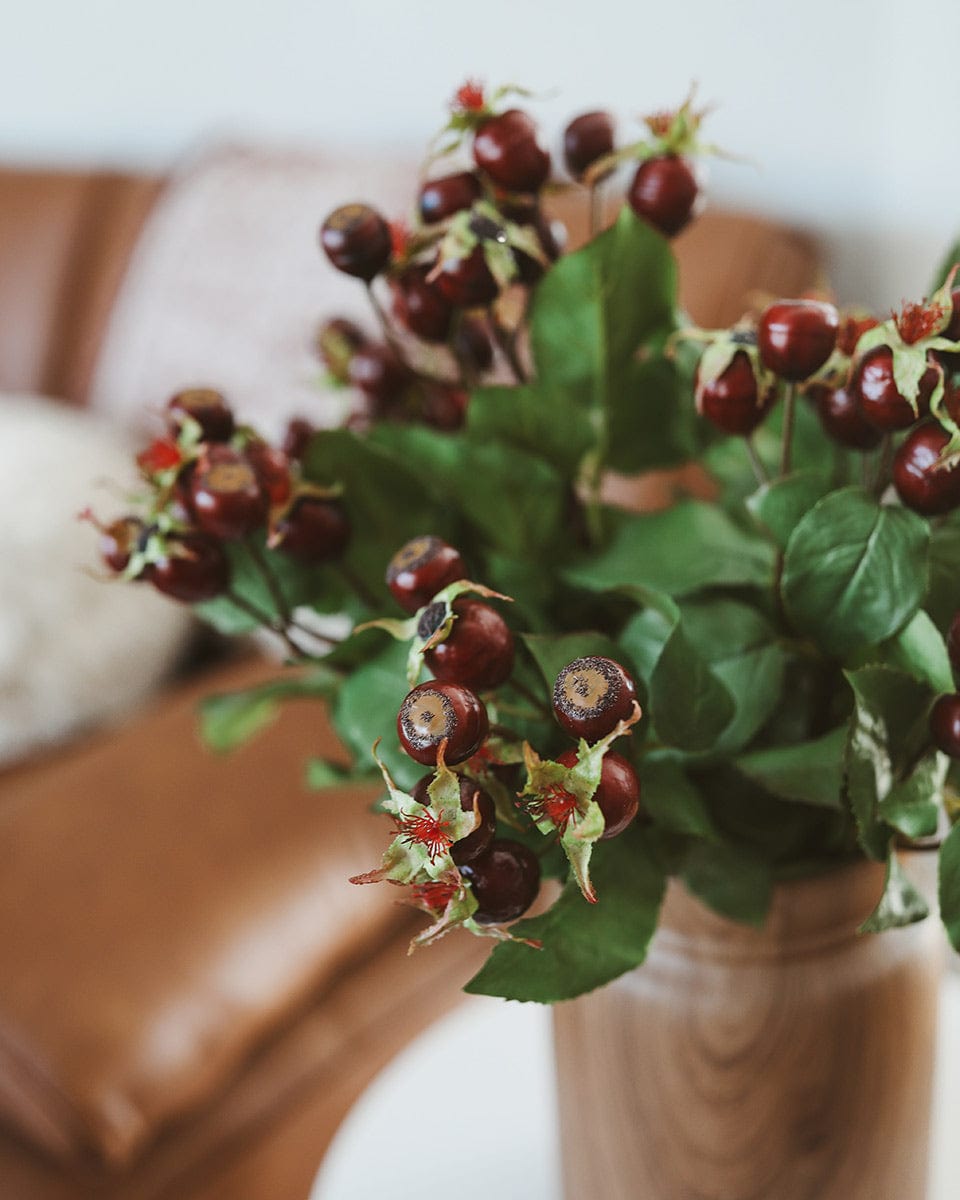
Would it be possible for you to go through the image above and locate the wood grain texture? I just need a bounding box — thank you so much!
[554,861,944,1200]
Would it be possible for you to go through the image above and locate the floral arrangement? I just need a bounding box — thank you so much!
[88,82,960,1003]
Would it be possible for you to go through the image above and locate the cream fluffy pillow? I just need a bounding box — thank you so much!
[0,396,192,765]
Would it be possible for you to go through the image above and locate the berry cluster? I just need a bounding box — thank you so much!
[351,536,643,944]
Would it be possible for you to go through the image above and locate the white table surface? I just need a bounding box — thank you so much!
[312,974,960,1200]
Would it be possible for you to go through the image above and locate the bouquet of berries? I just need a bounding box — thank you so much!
[89,82,960,1003]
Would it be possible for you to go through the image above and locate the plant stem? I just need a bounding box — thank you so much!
[779,382,797,477]
[449,312,477,391]
[365,281,405,361]
[488,311,528,385]
[510,676,552,720]
[874,434,894,498]
[335,560,381,611]
[225,589,309,662]
[589,183,603,238]
[245,537,292,626]
[744,436,769,486]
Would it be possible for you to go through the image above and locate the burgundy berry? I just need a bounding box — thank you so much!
[150,532,230,602]
[347,344,410,410]
[930,694,960,757]
[386,535,467,613]
[320,204,392,281]
[627,155,700,238]
[892,422,960,515]
[190,448,269,539]
[460,839,540,924]
[697,350,773,435]
[948,612,960,676]
[556,748,641,839]
[563,110,615,180]
[282,417,314,462]
[99,516,146,574]
[412,773,496,865]
[166,388,235,442]
[397,681,489,766]
[316,318,367,383]
[473,109,551,193]
[421,383,469,431]
[856,345,937,430]
[392,265,454,343]
[418,171,484,225]
[553,656,637,743]
[758,300,839,382]
[500,199,560,286]
[423,597,515,691]
[811,383,883,450]
[245,441,292,506]
[272,495,350,564]
[432,247,499,309]
[454,315,494,374]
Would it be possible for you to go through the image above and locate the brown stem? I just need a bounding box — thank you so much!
[225,589,309,661]
[589,183,604,238]
[488,311,528,385]
[873,434,894,498]
[510,676,552,720]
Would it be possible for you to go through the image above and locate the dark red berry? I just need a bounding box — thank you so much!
[855,346,937,430]
[473,109,551,193]
[421,383,469,431]
[563,110,615,180]
[316,318,367,383]
[347,344,410,409]
[418,171,484,225]
[811,383,883,450]
[271,495,350,563]
[99,516,146,574]
[697,350,773,435]
[397,681,489,766]
[553,656,637,743]
[423,598,515,691]
[949,613,960,676]
[282,417,314,462]
[432,247,499,309]
[453,315,494,374]
[556,748,641,839]
[150,532,230,602]
[386,536,467,613]
[892,422,960,515]
[190,448,269,539]
[392,265,454,343]
[461,839,540,924]
[499,199,560,286]
[245,441,292,506]
[758,300,839,382]
[627,155,700,238]
[930,694,960,757]
[412,773,496,865]
[166,388,235,443]
[320,204,392,281]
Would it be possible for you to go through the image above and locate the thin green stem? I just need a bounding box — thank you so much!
[873,434,894,499]
[509,676,552,720]
[245,537,292,626]
[225,589,309,662]
[779,382,797,477]
[744,436,769,486]
[335,560,381,612]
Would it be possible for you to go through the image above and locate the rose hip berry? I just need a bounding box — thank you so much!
[347,344,410,410]
[697,350,773,435]
[473,109,551,193]
[757,300,839,382]
[421,383,470,431]
[149,532,230,602]
[167,388,235,443]
[892,422,960,515]
[811,384,883,450]
[930,694,960,757]
[855,345,937,430]
[397,681,489,766]
[556,748,641,839]
[432,247,500,309]
[423,598,515,691]
[282,417,314,462]
[245,441,292,506]
[316,318,367,383]
[271,496,350,563]
[460,839,541,924]
[553,656,637,743]
[412,773,496,865]
[563,110,615,180]
[627,155,700,238]
[418,172,484,225]
[320,204,392,281]
[392,265,454,343]
[190,449,269,539]
[386,536,467,612]
[98,516,147,574]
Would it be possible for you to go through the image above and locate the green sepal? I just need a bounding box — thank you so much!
[859,847,930,933]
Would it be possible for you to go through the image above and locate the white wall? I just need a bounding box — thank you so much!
[2,0,958,307]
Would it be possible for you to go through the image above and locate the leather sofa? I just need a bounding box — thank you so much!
[0,159,818,1199]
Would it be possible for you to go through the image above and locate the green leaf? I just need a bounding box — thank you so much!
[925,512,960,633]
[868,610,953,694]
[939,822,960,951]
[305,758,375,790]
[733,726,847,809]
[199,668,339,752]
[640,758,719,840]
[466,384,594,477]
[931,238,960,293]
[464,825,666,1003]
[332,638,416,789]
[879,752,945,839]
[521,630,625,692]
[859,851,929,932]
[565,500,775,599]
[681,840,773,927]
[745,469,833,551]
[604,352,698,475]
[782,488,930,656]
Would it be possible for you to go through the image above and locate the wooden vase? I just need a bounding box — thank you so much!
[553,859,944,1200]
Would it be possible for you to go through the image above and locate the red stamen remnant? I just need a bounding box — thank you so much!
[453,79,485,113]
[894,297,945,345]
[645,110,675,138]
[398,807,454,862]
[527,783,579,835]
[837,315,879,357]
[389,219,410,261]
[411,877,459,913]
[137,438,182,474]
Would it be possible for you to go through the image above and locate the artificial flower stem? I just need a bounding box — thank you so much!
[488,310,528,385]
[509,676,552,720]
[744,436,769,486]
[244,536,294,626]
[779,382,797,476]
[225,589,309,662]
[589,183,604,238]
[874,434,894,499]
